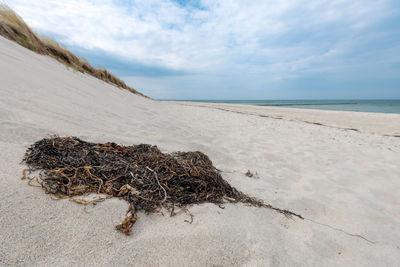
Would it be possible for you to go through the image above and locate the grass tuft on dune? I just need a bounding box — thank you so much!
[0,4,147,98]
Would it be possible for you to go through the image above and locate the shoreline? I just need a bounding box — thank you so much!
[166,100,400,136]
[160,99,400,115]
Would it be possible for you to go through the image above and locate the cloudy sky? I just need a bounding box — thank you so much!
[6,0,400,99]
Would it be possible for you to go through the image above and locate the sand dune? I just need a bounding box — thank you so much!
[1,36,400,266]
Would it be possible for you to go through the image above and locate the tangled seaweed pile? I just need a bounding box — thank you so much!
[22,136,302,235]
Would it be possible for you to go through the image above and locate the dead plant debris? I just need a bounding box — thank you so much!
[245,170,254,177]
[22,136,303,235]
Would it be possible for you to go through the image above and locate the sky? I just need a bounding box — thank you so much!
[5,0,400,99]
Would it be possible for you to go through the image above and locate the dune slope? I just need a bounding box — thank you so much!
[0,5,145,97]
[1,36,400,266]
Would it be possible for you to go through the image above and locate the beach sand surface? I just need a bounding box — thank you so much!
[1,36,400,266]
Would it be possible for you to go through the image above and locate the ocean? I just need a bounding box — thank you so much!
[167,99,400,114]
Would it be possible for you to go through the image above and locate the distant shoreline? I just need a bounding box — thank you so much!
[160,99,400,114]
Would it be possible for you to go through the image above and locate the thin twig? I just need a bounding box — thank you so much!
[146,166,167,203]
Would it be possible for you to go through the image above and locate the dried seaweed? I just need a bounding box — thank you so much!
[245,170,254,177]
[22,136,303,235]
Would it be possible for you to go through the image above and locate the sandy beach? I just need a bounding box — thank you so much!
[1,35,400,266]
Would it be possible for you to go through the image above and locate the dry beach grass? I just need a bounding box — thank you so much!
[0,4,146,97]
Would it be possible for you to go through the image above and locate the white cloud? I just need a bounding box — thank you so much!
[5,0,400,96]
